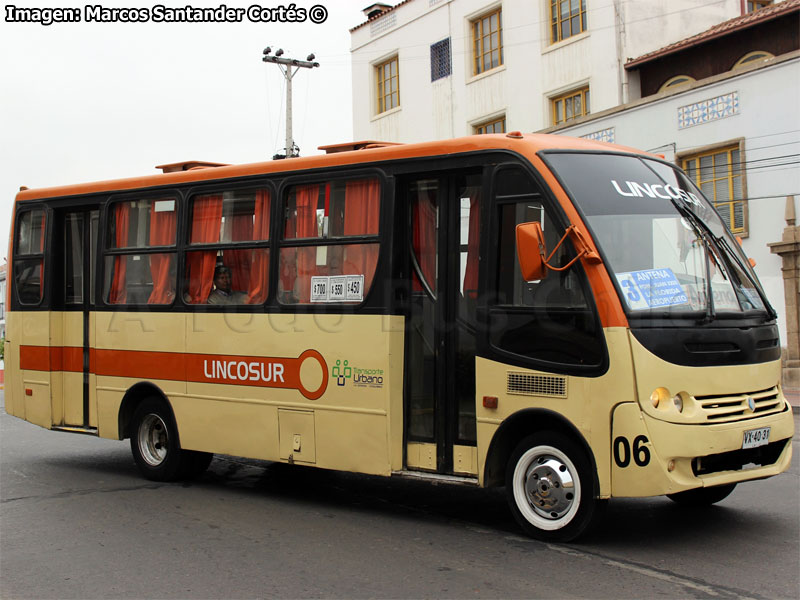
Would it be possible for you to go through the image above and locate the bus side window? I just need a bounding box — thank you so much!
[14,208,47,305]
[104,198,177,305]
[183,188,271,305]
[489,166,603,369]
[278,177,380,304]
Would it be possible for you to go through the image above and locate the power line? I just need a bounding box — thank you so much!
[689,155,800,176]
[675,130,800,153]
[745,192,799,201]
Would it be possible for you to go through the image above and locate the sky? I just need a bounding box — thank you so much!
[0,0,371,257]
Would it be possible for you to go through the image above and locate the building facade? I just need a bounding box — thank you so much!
[350,0,780,141]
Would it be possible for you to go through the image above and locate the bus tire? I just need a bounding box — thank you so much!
[506,432,598,542]
[130,398,187,482]
[667,483,736,506]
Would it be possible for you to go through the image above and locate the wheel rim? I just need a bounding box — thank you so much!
[138,413,169,467]
[513,444,581,531]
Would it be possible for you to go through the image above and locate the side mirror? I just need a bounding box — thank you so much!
[516,221,547,281]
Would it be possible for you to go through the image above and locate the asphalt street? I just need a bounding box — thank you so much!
[1,393,798,599]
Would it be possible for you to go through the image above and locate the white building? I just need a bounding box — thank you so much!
[350,0,778,141]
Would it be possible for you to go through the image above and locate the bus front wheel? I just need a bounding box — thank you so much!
[130,398,212,481]
[667,483,736,506]
[506,432,599,542]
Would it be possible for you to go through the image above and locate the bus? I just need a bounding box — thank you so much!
[4,134,793,541]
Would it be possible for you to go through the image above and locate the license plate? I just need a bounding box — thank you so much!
[742,427,770,449]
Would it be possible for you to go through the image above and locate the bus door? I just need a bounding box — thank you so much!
[404,172,482,475]
[55,208,99,429]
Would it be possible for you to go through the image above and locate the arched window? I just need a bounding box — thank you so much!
[659,75,695,93]
[733,51,774,69]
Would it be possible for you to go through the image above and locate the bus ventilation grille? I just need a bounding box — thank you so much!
[507,373,567,398]
[694,385,784,423]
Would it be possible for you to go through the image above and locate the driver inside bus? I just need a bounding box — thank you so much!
[207,265,246,305]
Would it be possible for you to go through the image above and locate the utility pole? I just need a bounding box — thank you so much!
[262,47,319,159]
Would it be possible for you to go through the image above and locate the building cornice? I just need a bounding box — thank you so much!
[538,50,800,135]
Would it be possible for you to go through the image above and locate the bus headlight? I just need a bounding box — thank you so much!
[672,394,684,413]
[650,387,671,408]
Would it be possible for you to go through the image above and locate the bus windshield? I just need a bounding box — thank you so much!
[543,152,773,321]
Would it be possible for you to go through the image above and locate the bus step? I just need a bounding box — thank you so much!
[51,425,99,436]
[392,470,479,486]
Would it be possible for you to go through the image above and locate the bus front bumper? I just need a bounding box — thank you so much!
[610,401,794,498]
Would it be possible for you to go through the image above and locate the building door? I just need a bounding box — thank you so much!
[404,172,482,475]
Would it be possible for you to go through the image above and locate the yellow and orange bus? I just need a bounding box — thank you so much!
[4,134,793,540]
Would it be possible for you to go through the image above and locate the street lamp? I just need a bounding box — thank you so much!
[262,48,320,159]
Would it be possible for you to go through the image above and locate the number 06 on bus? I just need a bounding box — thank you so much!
[4,134,793,541]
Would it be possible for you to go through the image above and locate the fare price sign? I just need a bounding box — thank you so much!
[310,275,365,303]
[615,268,689,310]
[310,276,329,302]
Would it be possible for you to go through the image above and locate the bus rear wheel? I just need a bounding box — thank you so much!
[506,432,599,542]
[667,483,736,506]
[130,398,212,481]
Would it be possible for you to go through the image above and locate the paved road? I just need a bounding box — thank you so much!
[1,394,797,599]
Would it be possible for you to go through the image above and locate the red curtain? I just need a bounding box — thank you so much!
[412,188,437,293]
[290,185,319,302]
[343,179,380,291]
[187,195,222,303]
[108,203,130,304]
[280,193,298,295]
[228,211,254,292]
[147,202,176,304]
[246,190,271,304]
[463,192,481,299]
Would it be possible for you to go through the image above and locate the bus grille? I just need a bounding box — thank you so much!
[507,373,567,398]
[694,386,784,423]
[692,438,789,476]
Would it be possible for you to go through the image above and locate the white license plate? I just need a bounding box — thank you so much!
[742,426,770,449]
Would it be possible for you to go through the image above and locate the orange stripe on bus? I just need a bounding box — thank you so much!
[19,345,328,401]
[19,346,83,372]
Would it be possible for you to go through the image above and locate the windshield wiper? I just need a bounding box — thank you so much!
[639,159,775,323]
[713,233,778,320]
[668,198,716,323]
[670,196,776,322]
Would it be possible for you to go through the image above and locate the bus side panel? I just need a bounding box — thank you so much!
[96,385,123,440]
[181,313,400,476]
[88,311,98,428]
[93,311,187,439]
[476,327,636,496]
[4,312,23,418]
[11,311,53,428]
[48,311,85,426]
[386,315,405,472]
[172,388,281,459]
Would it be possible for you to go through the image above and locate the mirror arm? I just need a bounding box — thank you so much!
[543,225,602,272]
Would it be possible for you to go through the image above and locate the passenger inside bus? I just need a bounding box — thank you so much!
[207,265,247,305]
